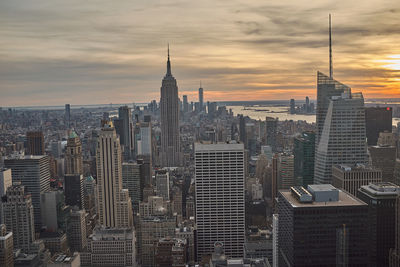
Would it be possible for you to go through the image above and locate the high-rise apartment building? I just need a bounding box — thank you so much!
[137,121,152,157]
[2,183,35,253]
[369,145,397,183]
[65,104,71,128]
[266,117,278,152]
[365,107,392,146]
[4,155,50,231]
[65,131,83,175]
[278,153,294,189]
[81,227,135,267]
[314,78,367,184]
[0,224,13,267]
[27,131,45,155]
[357,182,400,267]
[332,164,382,197]
[289,99,295,114]
[96,122,133,228]
[293,131,315,186]
[195,143,245,259]
[160,47,182,167]
[66,208,87,252]
[277,184,368,266]
[122,162,143,212]
[156,170,170,201]
[64,131,84,209]
[183,95,188,114]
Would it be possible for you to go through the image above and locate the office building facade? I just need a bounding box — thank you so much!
[195,143,245,259]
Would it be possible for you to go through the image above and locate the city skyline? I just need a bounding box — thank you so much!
[1,0,400,106]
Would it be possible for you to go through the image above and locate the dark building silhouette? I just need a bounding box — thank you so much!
[26,131,45,155]
[357,182,400,267]
[293,131,315,186]
[277,184,368,266]
[365,107,392,146]
[266,117,278,152]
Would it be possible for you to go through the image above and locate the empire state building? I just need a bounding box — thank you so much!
[160,47,183,167]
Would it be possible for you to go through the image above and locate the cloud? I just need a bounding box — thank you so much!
[0,0,400,106]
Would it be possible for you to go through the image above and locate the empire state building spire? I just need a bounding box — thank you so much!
[166,43,172,77]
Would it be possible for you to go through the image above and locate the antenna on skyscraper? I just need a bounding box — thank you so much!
[329,14,333,78]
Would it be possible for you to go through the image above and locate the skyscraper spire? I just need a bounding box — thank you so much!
[166,43,172,76]
[329,14,333,78]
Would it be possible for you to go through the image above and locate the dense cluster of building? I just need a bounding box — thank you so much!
[0,43,400,267]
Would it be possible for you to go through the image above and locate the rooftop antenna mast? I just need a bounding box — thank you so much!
[329,14,333,78]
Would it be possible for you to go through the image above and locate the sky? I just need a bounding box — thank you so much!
[1,0,400,106]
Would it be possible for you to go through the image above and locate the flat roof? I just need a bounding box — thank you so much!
[280,190,366,208]
[195,143,244,151]
[308,184,337,192]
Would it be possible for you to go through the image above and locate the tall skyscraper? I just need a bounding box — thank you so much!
[2,183,35,253]
[183,95,189,113]
[115,106,134,160]
[195,143,245,259]
[357,182,400,267]
[365,107,392,146]
[65,104,71,128]
[96,122,133,228]
[26,131,45,155]
[4,155,50,231]
[314,86,367,184]
[64,131,84,209]
[315,16,367,184]
[160,46,182,167]
[289,99,295,114]
[65,131,83,175]
[293,131,315,186]
[199,83,204,112]
[0,224,13,267]
[277,184,368,266]
[266,117,278,152]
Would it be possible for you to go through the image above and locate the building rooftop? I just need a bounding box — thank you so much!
[280,188,366,208]
[91,227,133,241]
[195,142,244,151]
[359,182,400,196]
[334,164,379,172]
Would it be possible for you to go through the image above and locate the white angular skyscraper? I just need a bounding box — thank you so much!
[195,143,245,259]
[96,122,133,228]
[160,46,183,167]
[314,78,368,184]
[314,15,367,184]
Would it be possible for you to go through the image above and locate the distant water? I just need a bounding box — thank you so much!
[227,105,316,124]
[228,105,400,126]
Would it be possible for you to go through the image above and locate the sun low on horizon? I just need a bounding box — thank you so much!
[1,0,400,106]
